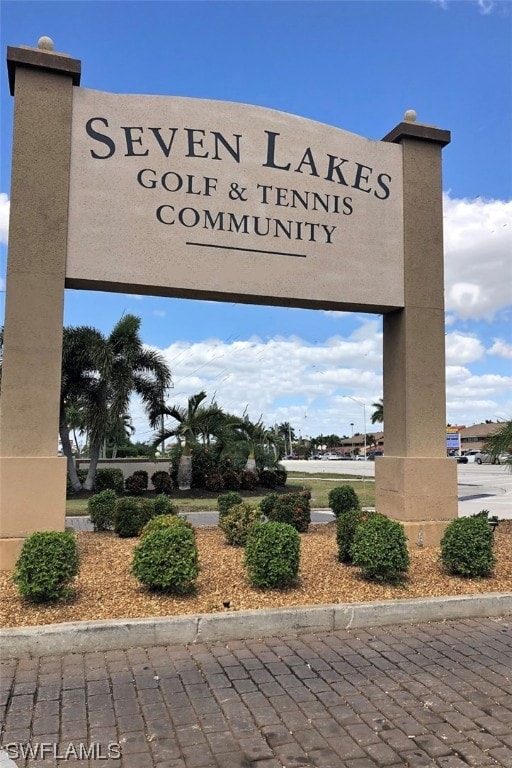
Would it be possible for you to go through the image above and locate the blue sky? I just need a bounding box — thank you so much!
[1,0,511,444]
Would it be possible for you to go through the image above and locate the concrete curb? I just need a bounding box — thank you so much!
[2,593,511,659]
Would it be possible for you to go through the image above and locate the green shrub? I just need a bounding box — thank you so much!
[440,515,496,578]
[190,444,217,488]
[67,468,88,495]
[134,469,149,486]
[114,497,154,538]
[259,492,280,518]
[218,503,261,547]
[264,491,311,533]
[132,527,199,593]
[88,489,117,531]
[240,469,258,490]
[217,491,244,519]
[275,467,288,486]
[112,445,139,458]
[151,494,178,517]
[244,522,300,589]
[222,468,242,491]
[13,531,79,602]
[328,485,360,518]
[151,470,173,495]
[205,472,225,492]
[336,508,366,563]
[125,472,147,495]
[351,513,410,582]
[95,468,125,494]
[259,469,279,489]
[140,513,192,538]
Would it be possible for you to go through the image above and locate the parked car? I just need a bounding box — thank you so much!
[474,451,511,465]
[448,454,468,464]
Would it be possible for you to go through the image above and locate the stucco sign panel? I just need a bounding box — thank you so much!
[66,88,404,310]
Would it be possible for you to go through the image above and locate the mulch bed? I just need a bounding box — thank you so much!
[1,522,511,629]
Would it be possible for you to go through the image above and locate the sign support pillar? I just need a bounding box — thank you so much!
[376,118,457,547]
[0,44,81,569]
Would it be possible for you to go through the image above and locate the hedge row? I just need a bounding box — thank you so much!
[13,509,497,602]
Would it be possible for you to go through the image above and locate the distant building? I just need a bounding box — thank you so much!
[459,422,504,453]
[336,422,503,457]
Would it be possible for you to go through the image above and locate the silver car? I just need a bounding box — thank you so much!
[474,451,511,465]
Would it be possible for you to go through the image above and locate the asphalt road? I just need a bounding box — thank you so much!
[282,459,512,521]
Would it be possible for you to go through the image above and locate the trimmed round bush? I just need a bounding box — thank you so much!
[222,468,242,491]
[328,485,360,518]
[205,472,225,492]
[67,468,88,496]
[244,522,300,589]
[336,508,366,563]
[218,503,261,547]
[151,470,174,495]
[114,497,154,538]
[13,531,79,602]
[151,494,178,517]
[275,467,288,486]
[140,513,193,539]
[440,515,496,578]
[125,472,147,495]
[351,513,410,582]
[88,489,117,531]
[259,492,280,518]
[132,527,199,593]
[264,491,311,533]
[240,469,258,490]
[217,491,244,519]
[95,468,124,494]
[259,469,279,489]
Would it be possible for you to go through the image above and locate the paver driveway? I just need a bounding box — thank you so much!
[1,617,511,767]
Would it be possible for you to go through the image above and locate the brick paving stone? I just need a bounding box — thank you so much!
[3,616,512,767]
[363,741,402,765]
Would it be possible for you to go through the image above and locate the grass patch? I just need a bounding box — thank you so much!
[66,476,375,517]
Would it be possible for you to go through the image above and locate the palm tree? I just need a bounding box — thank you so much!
[154,391,227,489]
[66,404,87,458]
[237,416,281,472]
[277,422,296,456]
[366,434,377,451]
[61,315,172,491]
[371,398,384,425]
[107,412,135,459]
[484,420,512,470]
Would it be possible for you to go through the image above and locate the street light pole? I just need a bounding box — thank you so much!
[350,422,354,457]
[344,395,368,460]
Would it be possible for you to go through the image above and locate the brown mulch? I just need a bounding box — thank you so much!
[1,523,511,629]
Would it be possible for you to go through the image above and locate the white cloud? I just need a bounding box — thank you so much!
[445,331,485,365]
[432,0,496,12]
[152,310,167,317]
[477,0,495,14]
[129,313,510,441]
[0,193,9,245]
[488,338,512,360]
[130,319,384,440]
[444,193,512,320]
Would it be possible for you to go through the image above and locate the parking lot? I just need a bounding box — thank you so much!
[282,460,512,520]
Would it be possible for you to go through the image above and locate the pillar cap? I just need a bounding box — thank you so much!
[7,45,81,96]
[382,121,451,147]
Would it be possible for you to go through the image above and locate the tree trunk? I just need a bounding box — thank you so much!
[245,448,257,473]
[59,406,82,492]
[84,441,102,491]
[177,453,193,490]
